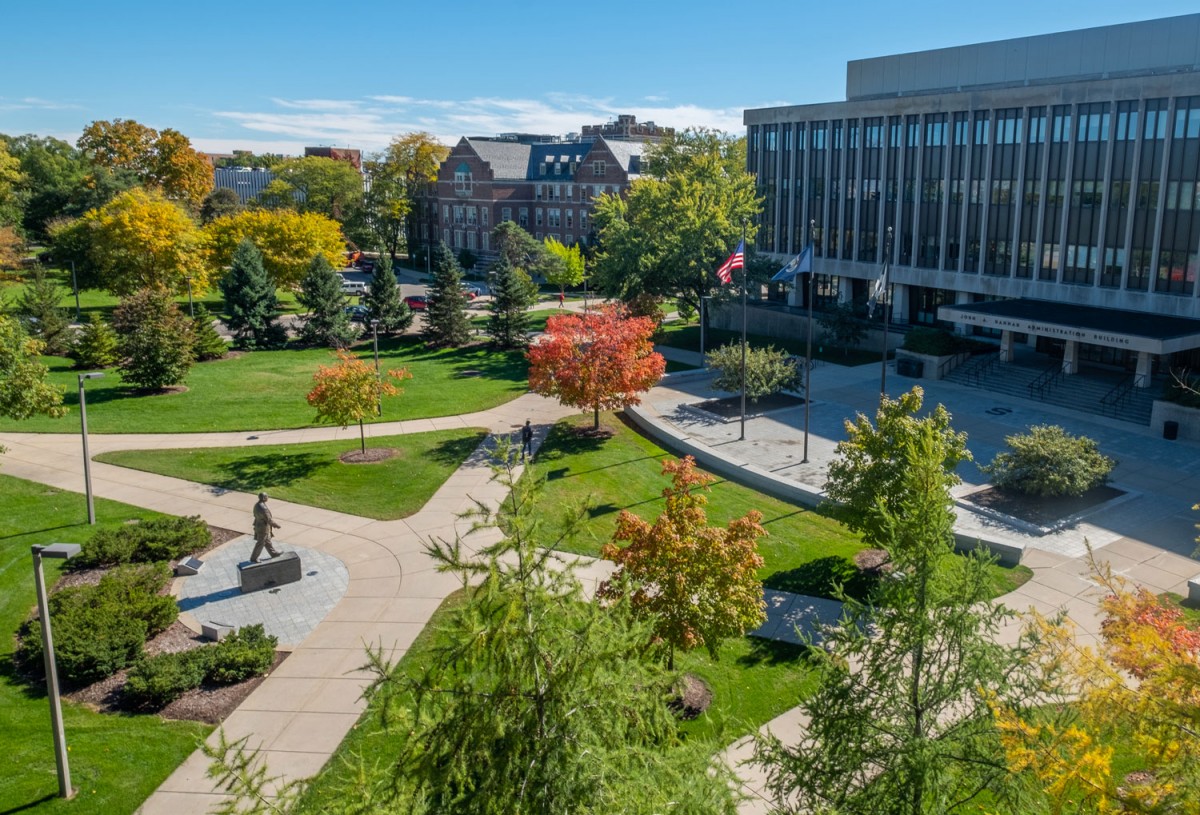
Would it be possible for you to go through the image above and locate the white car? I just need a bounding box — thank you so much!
[341,280,368,297]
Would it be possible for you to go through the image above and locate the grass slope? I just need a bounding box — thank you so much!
[0,336,527,434]
[96,429,488,521]
[0,475,209,815]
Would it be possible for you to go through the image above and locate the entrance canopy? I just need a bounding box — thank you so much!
[938,299,1200,355]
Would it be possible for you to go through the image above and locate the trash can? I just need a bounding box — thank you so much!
[1164,420,1179,440]
[896,358,923,378]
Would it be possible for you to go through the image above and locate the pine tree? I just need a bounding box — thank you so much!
[421,241,470,347]
[111,289,195,391]
[219,239,285,350]
[69,313,119,369]
[362,255,412,334]
[191,304,228,361]
[15,266,71,355]
[298,254,357,348]
[485,254,537,348]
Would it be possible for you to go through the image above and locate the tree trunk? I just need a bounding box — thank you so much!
[593,406,600,430]
[358,418,365,454]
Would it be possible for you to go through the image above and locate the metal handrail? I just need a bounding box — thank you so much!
[964,352,1000,387]
[1100,373,1148,415]
[1027,364,1063,399]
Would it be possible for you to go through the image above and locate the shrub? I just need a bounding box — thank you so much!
[1164,372,1200,409]
[707,343,801,401]
[69,313,120,369]
[818,303,867,354]
[207,624,277,684]
[124,649,213,709]
[983,424,1117,497]
[95,562,178,637]
[75,514,209,568]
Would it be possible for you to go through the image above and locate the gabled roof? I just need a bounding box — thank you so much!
[464,139,532,181]
[594,138,648,177]
[526,143,590,179]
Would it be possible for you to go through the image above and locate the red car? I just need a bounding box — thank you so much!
[404,295,428,310]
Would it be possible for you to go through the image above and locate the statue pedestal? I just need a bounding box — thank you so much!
[239,551,302,593]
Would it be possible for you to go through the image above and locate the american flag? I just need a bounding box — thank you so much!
[715,240,745,284]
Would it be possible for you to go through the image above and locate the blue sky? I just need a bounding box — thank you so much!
[2,0,1197,155]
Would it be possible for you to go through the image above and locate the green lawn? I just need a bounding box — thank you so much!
[95,429,488,521]
[532,413,1030,601]
[0,475,210,815]
[0,336,528,434]
[656,322,882,366]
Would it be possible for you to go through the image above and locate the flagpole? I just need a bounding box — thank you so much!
[802,219,815,463]
[739,219,748,442]
[699,269,706,366]
[880,226,893,401]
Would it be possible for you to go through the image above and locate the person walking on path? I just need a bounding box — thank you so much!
[557,291,565,308]
[520,419,534,461]
[250,492,283,562]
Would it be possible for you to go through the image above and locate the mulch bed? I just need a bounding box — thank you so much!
[691,392,806,419]
[964,484,1125,527]
[339,447,400,464]
[669,673,713,720]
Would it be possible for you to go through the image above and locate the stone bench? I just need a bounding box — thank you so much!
[1188,574,1200,605]
[239,551,302,593]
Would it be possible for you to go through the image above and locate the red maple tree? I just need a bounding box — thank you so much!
[527,305,666,429]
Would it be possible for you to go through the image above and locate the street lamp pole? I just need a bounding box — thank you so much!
[32,542,83,800]
[78,373,103,524]
[370,319,381,416]
[70,262,81,323]
[184,276,194,319]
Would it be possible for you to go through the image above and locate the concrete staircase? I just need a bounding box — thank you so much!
[944,353,1158,425]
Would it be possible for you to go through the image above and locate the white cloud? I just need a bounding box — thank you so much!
[0,96,84,112]
[201,94,750,155]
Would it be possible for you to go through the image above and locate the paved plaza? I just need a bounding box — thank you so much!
[2,351,1199,814]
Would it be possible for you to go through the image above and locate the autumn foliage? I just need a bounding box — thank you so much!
[995,561,1200,812]
[306,351,411,453]
[527,305,665,429]
[600,456,766,668]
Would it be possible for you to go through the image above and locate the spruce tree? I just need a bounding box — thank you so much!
[421,241,470,347]
[69,312,119,369]
[485,254,537,348]
[298,254,357,348]
[219,239,285,350]
[363,255,412,334]
[111,289,195,391]
[191,304,228,361]
[15,266,71,355]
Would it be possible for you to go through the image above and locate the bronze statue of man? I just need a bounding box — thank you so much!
[251,492,283,563]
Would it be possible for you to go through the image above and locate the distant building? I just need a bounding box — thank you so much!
[212,167,276,204]
[304,146,362,171]
[414,115,669,257]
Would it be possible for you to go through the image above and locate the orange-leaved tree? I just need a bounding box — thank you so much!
[994,560,1200,813]
[527,304,665,430]
[600,456,766,669]
[306,351,411,454]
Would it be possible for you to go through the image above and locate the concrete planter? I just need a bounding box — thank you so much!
[894,349,969,381]
[1150,400,1200,442]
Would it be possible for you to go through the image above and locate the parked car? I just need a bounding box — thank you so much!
[404,295,429,311]
[344,305,369,323]
[461,284,483,299]
[341,280,368,297]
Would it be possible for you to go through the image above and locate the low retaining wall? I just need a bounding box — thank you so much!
[624,404,1025,565]
[1150,400,1200,442]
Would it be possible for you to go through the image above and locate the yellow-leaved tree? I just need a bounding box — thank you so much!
[74,188,208,296]
[205,209,345,289]
[77,118,213,207]
[306,351,411,455]
[994,560,1200,813]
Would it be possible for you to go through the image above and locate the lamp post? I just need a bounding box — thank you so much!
[370,319,381,416]
[69,262,81,323]
[78,372,103,524]
[32,542,83,800]
[183,276,194,319]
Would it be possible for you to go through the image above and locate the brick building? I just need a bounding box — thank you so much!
[414,116,670,259]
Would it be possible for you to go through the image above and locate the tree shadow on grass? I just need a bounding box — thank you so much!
[214,452,330,493]
[736,637,815,668]
[427,432,490,469]
[763,556,877,604]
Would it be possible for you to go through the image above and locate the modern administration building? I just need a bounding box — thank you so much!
[745,14,1200,386]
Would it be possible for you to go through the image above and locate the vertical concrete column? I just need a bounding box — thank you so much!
[999,330,1013,363]
[953,290,972,335]
[1135,351,1153,386]
[1063,340,1078,375]
[837,283,852,305]
[890,283,909,324]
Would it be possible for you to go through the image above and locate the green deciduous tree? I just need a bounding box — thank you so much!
[219,239,286,350]
[706,342,801,402]
[199,187,243,224]
[0,136,25,228]
[493,220,546,270]
[591,128,760,319]
[824,386,971,548]
[0,315,67,435]
[369,132,449,258]
[259,156,362,222]
[69,313,120,370]
[485,254,538,348]
[756,424,1033,815]
[983,424,1116,497]
[422,242,471,347]
[601,456,766,670]
[542,236,586,295]
[298,254,356,348]
[818,302,868,354]
[204,208,346,289]
[111,288,195,391]
[14,266,71,355]
[362,255,411,334]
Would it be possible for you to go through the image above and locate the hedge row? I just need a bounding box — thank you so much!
[123,625,278,709]
[73,515,210,569]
